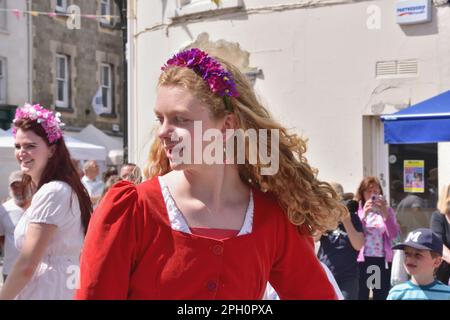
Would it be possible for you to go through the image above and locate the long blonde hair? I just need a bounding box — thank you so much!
[144,52,346,234]
[437,184,450,215]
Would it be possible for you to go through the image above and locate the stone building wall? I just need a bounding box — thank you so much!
[32,0,124,136]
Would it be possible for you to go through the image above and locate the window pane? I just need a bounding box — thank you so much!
[59,58,65,78]
[58,81,64,101]
[101,1,110,16]
[102,87,108,107]
[56,57,61,78]
[103,66,109,85]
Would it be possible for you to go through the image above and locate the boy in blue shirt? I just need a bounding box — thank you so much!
[387,228,450,300]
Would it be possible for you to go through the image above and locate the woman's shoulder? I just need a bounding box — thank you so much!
[253,189,310,234]
[36,180,73,197]
[97,177,161,213]
[106,176,161,202]
[431,210,446,221]
[41,180,70,190]
[90,177,163,239]
[253,189,284,214]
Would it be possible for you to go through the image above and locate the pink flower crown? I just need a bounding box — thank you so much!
[161,48,239,110]
[12,104,65,144]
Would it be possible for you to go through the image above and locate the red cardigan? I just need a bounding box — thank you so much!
[75,177,337,300]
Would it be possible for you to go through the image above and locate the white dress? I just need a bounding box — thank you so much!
[13,181,84,300]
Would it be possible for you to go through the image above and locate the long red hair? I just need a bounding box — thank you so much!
[14,119,92,234]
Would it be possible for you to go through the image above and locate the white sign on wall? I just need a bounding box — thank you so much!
[396,0,432,25]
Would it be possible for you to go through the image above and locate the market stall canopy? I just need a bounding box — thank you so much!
[381,90,450,144]
[69,124,123,165]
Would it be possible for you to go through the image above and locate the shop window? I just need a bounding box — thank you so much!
[389,143,437,239]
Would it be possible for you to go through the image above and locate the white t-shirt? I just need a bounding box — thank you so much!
[81,176,104,207]
[14,181,84,300]
[81,176,104,197]
[0,199,25,275]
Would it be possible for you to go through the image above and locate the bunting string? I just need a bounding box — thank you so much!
[0,7,120,21]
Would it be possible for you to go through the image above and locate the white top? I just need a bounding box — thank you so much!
[0,199,24,275]
[14,181,84,300]
[81,176,104,207]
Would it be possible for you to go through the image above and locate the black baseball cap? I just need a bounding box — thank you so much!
[393,228,443,256]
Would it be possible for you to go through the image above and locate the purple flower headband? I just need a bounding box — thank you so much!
[161,48,239,111]
[12,103,65,144]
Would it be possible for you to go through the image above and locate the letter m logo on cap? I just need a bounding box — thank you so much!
[406,231,421,243]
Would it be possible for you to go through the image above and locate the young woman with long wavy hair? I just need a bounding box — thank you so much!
[76,48,346,299]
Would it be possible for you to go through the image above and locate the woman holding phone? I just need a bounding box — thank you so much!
[354,176,399,300]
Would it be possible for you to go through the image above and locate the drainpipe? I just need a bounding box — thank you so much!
[26,0,32,102]
[126,0,136,164]
[114,0,128,163]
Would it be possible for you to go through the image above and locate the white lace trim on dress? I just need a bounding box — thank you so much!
[158,176,254,236]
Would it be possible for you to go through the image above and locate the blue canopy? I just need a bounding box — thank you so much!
[381,90,450,144]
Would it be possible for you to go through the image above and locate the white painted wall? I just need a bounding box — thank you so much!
[438,142,450,191]
[0,0,29,201]
[128,0,450,194]
[0,0,29,105]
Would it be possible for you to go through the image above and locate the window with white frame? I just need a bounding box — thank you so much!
[101,63,113,114]
[175,0,241,17]
[55,0,67,13]
[100,0,112,25]
[0,0,7,31]
[55,54,69,108]
[0,57,6,104]
[179,0,207,6]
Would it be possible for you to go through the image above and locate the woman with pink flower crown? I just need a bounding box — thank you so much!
[75,48,347,299]
[0,104,92,300]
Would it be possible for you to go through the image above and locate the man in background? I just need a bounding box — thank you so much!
[81,160,104,208]
[119,163,142,184]
[0,171,33,281]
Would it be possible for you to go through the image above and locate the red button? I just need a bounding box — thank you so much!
[212,245,223,255]
[207,281,217,291]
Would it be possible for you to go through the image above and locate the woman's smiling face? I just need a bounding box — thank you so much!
[14,128,55,184]
[154,85,223,170]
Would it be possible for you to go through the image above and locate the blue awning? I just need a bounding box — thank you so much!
[381,90,450,144]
